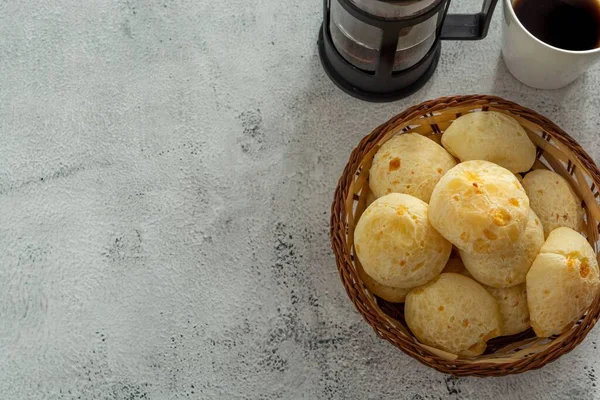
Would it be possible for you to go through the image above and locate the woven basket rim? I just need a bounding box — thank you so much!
[330,94,600,377]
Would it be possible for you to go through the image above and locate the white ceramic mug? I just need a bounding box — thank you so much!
[501,0,600,89]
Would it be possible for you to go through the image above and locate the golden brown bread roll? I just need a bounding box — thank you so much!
[354,193,452,288]
[360,247,464,304]
[522,170,584,238]
[405,273,502,356]
[459,209,544,288]
[486,284,530,336]
[440,256,531,336]
[428,160,530,253]
[527,227,600,337]
[369,133,457,202]
[359,270,410,303]
[441,111,536,173]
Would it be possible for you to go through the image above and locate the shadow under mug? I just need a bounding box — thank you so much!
[502,0,600,89]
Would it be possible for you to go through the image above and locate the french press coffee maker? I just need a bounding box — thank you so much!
[318,0,498,101]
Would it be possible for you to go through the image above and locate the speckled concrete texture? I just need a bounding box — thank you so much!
[1,0,600,399]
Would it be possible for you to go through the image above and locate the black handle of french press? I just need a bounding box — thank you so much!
[440,0,499,40]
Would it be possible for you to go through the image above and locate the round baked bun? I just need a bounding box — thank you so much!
[369,133,457,202]
[527,227,600,337]
[439,257,530,335]
[354,193,452,288]
[428,160,530,253]
[360,242,460,303]
[405,273,502,357]
[522,170,584,238]
[441,111,536,173]
[460,209,544,288]
[359,270,410,303]
[486,284,530,336]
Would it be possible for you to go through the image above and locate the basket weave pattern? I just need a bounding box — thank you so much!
[330,95,600,376]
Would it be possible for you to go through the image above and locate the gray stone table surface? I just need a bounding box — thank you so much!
[2,1,600,399]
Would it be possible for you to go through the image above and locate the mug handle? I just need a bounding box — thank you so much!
[440,0,499,40]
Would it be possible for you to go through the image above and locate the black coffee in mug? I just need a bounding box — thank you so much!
[513,0,600,51]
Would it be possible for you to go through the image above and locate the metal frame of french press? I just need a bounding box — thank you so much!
[318,0,499,102]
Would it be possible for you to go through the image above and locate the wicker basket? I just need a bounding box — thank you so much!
[330,95,600,376]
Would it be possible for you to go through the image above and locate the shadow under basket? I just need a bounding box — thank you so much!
[330,95,600,377]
